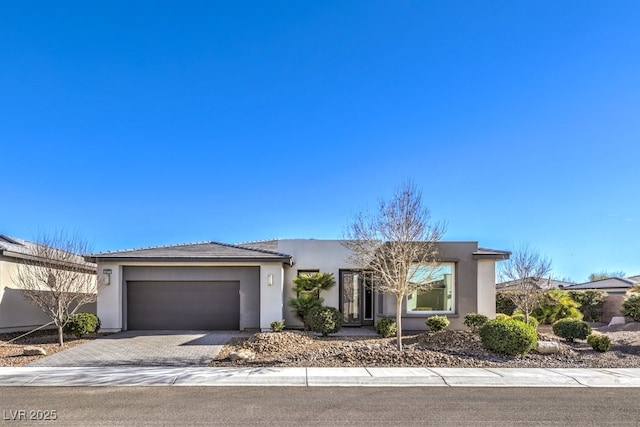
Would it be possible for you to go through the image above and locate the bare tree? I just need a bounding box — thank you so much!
[499,244,552,324]
[12,231,98,346]
[343,181,446,350]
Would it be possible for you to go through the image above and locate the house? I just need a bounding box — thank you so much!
[0,235,97,333]
[561,277,638,295]
[496,278,574,291]
[88,239,510,332]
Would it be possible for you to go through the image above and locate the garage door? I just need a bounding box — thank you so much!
[127,281,240,330]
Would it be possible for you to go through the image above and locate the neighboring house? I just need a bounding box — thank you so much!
[0,234,97,333]
[561,277,638,295]
[496,278,574,291]
[88,239,509,332]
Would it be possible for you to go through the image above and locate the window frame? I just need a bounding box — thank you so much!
[405,262,456,315]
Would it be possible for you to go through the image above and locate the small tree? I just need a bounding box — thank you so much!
[287,272,335,329]
[499,244,552,325]
[12,231,99,346]
[343,181,445,351]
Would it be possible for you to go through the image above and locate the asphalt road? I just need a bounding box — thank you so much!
[1,387,639,426]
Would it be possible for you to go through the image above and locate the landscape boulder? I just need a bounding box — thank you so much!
[229,349,255,362]
[23,346,47,356]
[536,341,560,354]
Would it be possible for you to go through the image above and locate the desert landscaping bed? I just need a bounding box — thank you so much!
[0,330,107,367]
[211,323,640,369]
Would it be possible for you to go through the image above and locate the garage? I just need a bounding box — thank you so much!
[127,281,240,330]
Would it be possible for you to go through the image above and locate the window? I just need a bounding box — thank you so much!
[406,263,455,313]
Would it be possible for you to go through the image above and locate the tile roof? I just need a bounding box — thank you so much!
[0,234,96,270]
[563,277,637,290]
[473,248,511,260]
[87,241,293,264]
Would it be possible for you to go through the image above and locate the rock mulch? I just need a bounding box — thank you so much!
[211,324,640,369]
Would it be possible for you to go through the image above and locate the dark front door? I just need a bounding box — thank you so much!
[339,270,374,326]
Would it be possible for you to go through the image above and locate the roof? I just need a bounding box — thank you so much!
[563,277,637,290]
[497,278,574,291]
[472,248,511,260]
[86,241,293,264]
[0,234,96,272]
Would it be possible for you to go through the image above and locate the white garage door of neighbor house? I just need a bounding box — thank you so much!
[126,281,240,330]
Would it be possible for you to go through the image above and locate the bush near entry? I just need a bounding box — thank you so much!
[479,317,537,355]
[375,318,397,338]
[463,313,488,333]
[307,306,343,336]
[552,318,592,342]
[425,315,449,332]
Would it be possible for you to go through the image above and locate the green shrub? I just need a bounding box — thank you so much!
[496,291,519,315]
[426,315,450,332]
[463,313,488,333]
[307,306,343,336]
[511,312,540,329]
[376,318,397,338]
[587,333,611,352]
[479,318,537,355]
[495,313,511,321]
[532,289,583,324]
[568,290,606,322]
[622,294,640,322]
[270,320,285,332]
[63,313,100,338]
[552,318,592,342]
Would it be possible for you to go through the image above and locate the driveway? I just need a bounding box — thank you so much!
[28,331,243,367]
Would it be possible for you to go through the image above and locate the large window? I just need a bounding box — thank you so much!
[406,263,455,313]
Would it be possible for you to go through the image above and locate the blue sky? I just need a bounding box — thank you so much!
[1,1,638,282]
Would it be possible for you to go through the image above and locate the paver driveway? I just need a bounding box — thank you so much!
[28,331,244,367]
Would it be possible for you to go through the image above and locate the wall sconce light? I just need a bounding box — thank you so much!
[267,273,273,286]
[103,268,112,286]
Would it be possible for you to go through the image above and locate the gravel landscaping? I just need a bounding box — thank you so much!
[211,323,640,368]
[0,330,108,367]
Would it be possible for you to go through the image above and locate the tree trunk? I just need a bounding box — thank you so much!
[396,297,403,351]
[58,325,64,346]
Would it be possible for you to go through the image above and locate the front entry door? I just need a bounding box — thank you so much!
[340,270,374,326]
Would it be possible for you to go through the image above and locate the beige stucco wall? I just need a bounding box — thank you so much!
[0,256,96,333]
[275,240,359,328]
[477,259,497,319]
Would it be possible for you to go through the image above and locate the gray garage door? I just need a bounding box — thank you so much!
[127,281,240,330]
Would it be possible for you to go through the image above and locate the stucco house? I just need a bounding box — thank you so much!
[0,235,97,333]
[89,239,509,332]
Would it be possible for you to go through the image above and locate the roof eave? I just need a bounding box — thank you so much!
[87,256,294,266]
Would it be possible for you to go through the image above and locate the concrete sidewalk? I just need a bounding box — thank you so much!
[1,367,640,387]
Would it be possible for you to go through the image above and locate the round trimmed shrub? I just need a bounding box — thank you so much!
[552,318,592,342]
[511,312,540,329]
[495,313,511,321]
[622,294,640,322]
[307,306,343,336]
[376,318,397,338]
[587,333,611,352]
[426,315,450,332]
[479,318,537,355]
[63,313,100,338]
[463,313,489,333]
